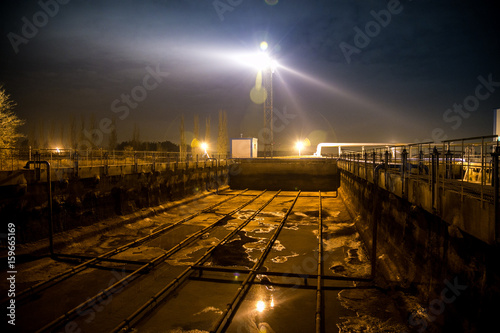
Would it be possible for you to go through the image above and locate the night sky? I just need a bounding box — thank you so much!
[1,0,499,151]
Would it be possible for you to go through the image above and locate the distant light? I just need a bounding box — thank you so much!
[260,41,269,51]
[296,141,304,156]
[256,300,266,313]
[55,147,60,153]
[270,297,275,308]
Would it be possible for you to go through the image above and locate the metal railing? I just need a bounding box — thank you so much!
[339,135,499,204]
[0,147,230,172]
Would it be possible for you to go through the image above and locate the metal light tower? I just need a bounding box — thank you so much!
[263,66,274,157]
[258,41,276,157]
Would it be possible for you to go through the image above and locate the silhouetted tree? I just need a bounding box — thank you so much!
[132,122,140,150]
[0,86,24,150]
[180,115,186,159]
[217,110,228,155]
[205,115,211,145]
[69,115,77,149]
[108,117,117,150]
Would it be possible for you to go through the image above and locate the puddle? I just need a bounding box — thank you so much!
[209,232,259,267]
[271,252,299,264]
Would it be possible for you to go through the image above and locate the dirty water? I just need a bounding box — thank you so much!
[11,191,412,332]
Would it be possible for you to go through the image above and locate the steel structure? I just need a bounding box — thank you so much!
[263,66,274,157]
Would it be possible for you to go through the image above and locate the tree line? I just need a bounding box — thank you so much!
[0,86,229,154]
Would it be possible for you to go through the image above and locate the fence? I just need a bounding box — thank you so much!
[0,148,230,172]
[338,135,499,204]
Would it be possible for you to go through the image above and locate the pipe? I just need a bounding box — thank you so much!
[211,191,301,333]
[206,157,219,194]
[24,160,53,255]
[110,190,279,333]
[38,190,267,333]
[8,189,244,307]
[313,143,397,157]
[315,191,324,333]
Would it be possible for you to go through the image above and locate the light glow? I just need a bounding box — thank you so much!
[296,141,304,156]
[256,300,266,313]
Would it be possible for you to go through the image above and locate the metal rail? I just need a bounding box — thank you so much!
[210,191,301,333]
[110,190,282,333]
[5,189,247,307]
[35,189,262,333]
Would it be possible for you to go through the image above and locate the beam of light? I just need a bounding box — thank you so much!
[277,64,382,111]
[275,72,305,116]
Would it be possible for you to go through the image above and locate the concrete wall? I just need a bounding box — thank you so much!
[339,160,496,244]
[0,162,228,244]
[340,170,500,332]
[229,158,339,191]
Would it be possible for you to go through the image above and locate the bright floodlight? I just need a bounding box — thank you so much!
[256,300,266,313]
[252,52,277,72]
[201,142,208,151]
[296,141,304,156]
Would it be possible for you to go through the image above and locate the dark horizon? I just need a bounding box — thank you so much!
[1,0,499,151]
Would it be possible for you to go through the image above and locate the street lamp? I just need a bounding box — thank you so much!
[201,142,209,158]
[296,141,304,156]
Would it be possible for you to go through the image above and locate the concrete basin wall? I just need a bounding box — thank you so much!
[0,163,228,244]
[340,170,500,332]
[228,158,339,191]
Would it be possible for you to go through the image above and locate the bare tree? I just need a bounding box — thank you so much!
[217,110,228,156]
[180,115,186,159]
[193,114,200,156]
[69,115,77,150]
[205,115,211,144]
[59,122,65,148]
[132,122,140,150]
[0,86,24,150]
[79,114,86,149]
[108,117,117,150]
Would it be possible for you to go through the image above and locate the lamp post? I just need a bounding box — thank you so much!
[257,42,276,158]
[263,61,274,157]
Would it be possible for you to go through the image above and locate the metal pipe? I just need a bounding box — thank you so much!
[9,189,246,307]
[492,146,499,242]
[37,190,267,333]
[315,191,324,333]
[110,190,281,333]
[24,160,53,255]
[402,148,408,198]
[206,157,219,194]
[212,191,301,333]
